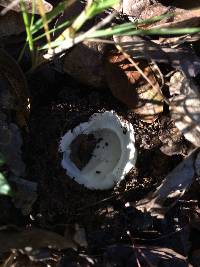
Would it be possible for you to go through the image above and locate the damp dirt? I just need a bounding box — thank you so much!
[22,66,183,253]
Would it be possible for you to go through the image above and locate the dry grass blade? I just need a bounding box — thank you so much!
[37,0,51,49]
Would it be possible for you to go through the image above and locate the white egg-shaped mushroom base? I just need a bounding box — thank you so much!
[60,111,136,190]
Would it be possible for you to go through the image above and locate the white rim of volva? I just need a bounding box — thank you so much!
[60,111,137,190]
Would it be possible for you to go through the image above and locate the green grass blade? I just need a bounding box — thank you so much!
[30,0,74,35]
[87,26,200,38]
[41,26,200,50]
[20,0,34,52]
[33,19,71,42]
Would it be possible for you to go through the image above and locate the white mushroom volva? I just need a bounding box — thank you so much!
[60,111,137,190]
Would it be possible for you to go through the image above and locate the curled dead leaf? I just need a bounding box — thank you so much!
[104,50,163,123]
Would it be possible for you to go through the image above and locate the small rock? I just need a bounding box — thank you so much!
[63,41,106,88]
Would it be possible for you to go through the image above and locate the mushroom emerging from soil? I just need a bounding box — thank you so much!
[60,111,136,190]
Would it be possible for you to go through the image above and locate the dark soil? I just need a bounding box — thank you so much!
[21,64,188,258]
[70,134,98,170]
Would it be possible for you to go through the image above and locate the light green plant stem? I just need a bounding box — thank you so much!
[18,0,35,62]
[20,0,34,52]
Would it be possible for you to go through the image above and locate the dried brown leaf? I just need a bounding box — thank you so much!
[104,50,163,123]
[136,148,200,218]
[170,77,200,147]
[122,0,151,17]
[114,35,200,77]
[113,35,169,63]
[149,8,200,29]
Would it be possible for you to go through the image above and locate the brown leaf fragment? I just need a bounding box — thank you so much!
[163,46,200,77]
[104,50,163,123]
[136,0,200,29]
[122,0,151,17]
[139,2,169,21]
[170,77,200,147]
[169,71,185,96]
[114,35,200,77]
[0,0,52,14]
[159,119,189,156]
[113,35,169,63]
[149,8,200,29]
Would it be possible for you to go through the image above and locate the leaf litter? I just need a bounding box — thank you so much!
[1,0,200,266]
